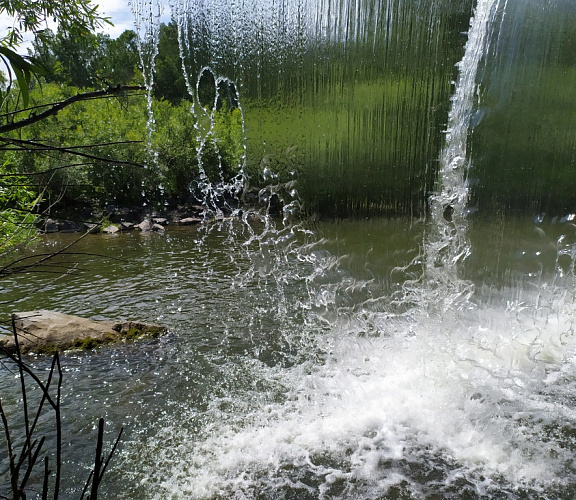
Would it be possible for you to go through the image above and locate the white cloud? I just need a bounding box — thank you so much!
[96,0,136,38]
[97,0,172,38]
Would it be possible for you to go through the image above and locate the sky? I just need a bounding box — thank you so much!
[98,0,142,39]
[97,0,172,38]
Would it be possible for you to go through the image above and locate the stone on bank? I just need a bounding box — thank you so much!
[0,310,167,355]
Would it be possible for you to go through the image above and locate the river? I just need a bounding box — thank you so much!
[1,214,576,498]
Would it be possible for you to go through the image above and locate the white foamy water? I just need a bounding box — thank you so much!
[126,278,576,499]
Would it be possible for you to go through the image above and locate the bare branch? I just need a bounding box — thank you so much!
[90,418,105,499]
[0,137,146,168]
[0,397,16,497]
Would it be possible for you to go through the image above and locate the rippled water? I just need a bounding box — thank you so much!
[2,215,576,498]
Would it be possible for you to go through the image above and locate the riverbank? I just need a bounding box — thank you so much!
[38,203,227,234]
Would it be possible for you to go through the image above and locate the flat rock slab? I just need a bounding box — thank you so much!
[0,310,168,355]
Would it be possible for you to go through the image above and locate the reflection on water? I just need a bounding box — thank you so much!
[2,216,576,498]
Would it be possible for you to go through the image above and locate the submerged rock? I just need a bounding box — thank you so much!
[178,217,202,225]
[0,310,167,355]
[102,224,120,234]
[43,219,60,233]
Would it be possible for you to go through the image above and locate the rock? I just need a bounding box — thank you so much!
[59,220,83,233]
[151,223,165,232]
[102,225,119,234]
[137,220,152,231]
[152,217,168,225]
[121,222,135,231]
[0,310,168,355]
[44,219,60,233]
[109,208,142,224]
[84,223,100,234]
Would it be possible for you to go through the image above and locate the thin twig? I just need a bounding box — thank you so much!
[0,348,57,409]
[16,354,57,471]
[0,137,146,168]
[0,397,16,497]
[0,90,144,119]
[0,157,144,178]
[80,470,94,500]
[13,314,33,478]
[19,436,46,491]
[90,418,105,500]
[99,427,124,482]
[54,353,62,500]
[42,456,50,500]
[0,250,126,276]
[0,225,120,277]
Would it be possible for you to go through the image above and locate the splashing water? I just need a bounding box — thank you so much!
[115,215,576,499]
[131,0,163,152]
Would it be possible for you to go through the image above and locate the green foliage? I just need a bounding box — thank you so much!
[212,103,245,177]
[0,81,244,209]
[0,0,111,105]
[154,22,189,104]
[151,99,199,201]
[0,160,39,255]
[31,22,189,99]
[0,46,47,107]
[106,30,141,86]
[3,82,148,206]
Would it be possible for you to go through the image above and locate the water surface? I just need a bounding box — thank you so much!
[2,216,576,498]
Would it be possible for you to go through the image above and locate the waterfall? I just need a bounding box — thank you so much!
[132,0,474,218]
[424,0,500,303]
[130,0,163,152]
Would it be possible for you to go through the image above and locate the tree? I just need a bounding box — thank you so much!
[31,28,141,88]
[1,0,111,48]
[105,30,141,86]
[154,22,188,104]
[0,2,147,224]
[0,0,112,107]
[31,28,105,88]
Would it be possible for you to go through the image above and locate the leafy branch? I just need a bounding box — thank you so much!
[0,47,47,108]
[0,0,112,49]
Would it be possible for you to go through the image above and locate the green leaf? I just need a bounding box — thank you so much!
[0,46,48,106]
